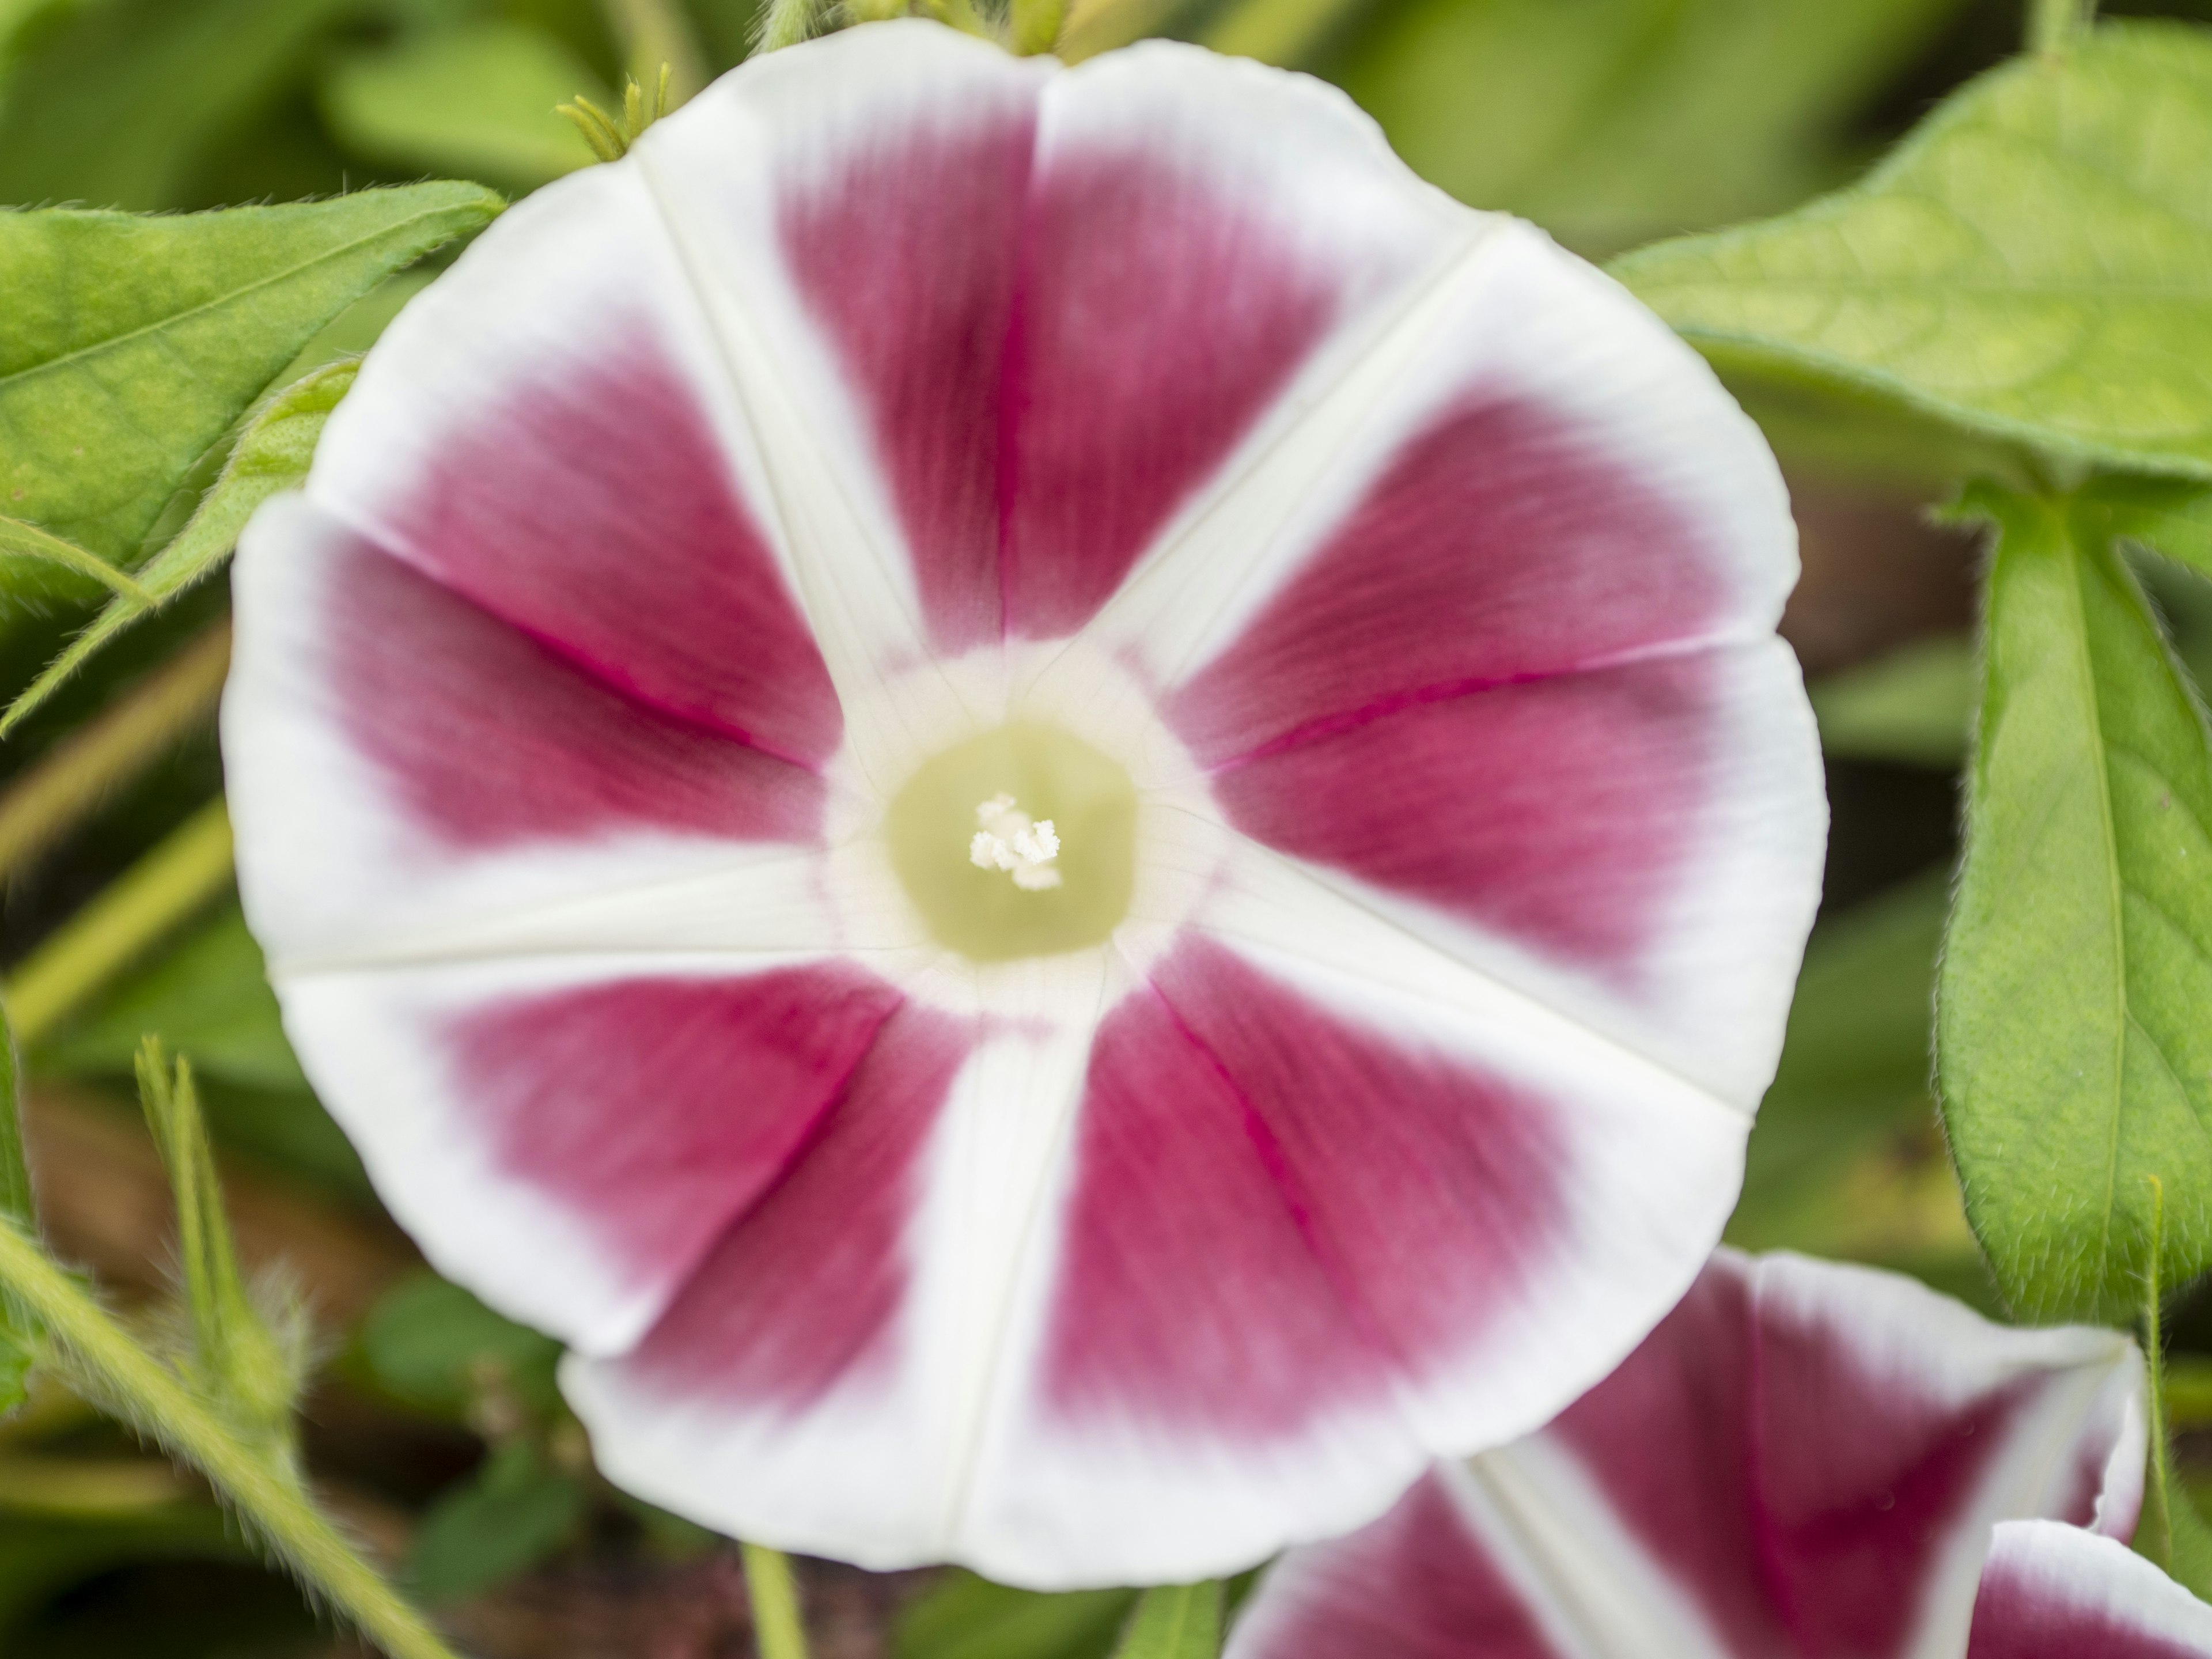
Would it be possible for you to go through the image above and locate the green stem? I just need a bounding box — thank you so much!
[0,622,230,881]
[3,797,234,1046]
[753,0,817,52]
[2028,0,2092,53]
[600,0,709,97]
[0,517,153,605]
[741,1541,810,1659]
[1008,0,1067,55]
[0,1219,464,1659]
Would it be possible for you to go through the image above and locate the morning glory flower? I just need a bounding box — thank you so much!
[1227,1251,2144,1658]
[1969,1520,2212,1657]
[222,21,1824,1585]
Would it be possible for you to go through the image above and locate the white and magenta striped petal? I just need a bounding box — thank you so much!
[1228,1253,2145,1659]
[224,21,1826,1586]
[1969,1522,2212,1659]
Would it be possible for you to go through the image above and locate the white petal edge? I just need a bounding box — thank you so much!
[1974,1521,2212,1657]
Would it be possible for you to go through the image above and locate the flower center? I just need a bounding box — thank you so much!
[969,794,1063,891]
[885,721,1138,962]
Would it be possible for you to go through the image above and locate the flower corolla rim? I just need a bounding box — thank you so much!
[1227,1249,2149,1659]
[221,21,1827,1586]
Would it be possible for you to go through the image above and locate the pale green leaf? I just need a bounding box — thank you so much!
[0,185,495,589]
[1613,24,2212,480]
[2081,475,2212,584]
[0,0,370,210]
[1729,871,1948,1252]
[3,358,358,734]
[320,21,606,194]
[360,1273,563,1420]
[407,1440,586,1605]
[1938,484,2212,1320]
[896,1572,1135,1659]
[1111,1584,1221,1659]
[1810,635,1975,767]
[1339,0,1964,253]
[1726,869,1983,1310]
[37,903,306,1094]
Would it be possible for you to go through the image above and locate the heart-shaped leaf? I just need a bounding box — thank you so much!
[1939,482,2212,1319]
[1614,25,2212,480]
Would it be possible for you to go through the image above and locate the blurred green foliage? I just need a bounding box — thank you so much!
[1334,0,1969,255]
[899,1573,1139,1659]
[2,0,2211,1651]
[1616,23,2212,480]
[321,19,609,191]
[407,1440,589,1604]
[360,1272,565,1421]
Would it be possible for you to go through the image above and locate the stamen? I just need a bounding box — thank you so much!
[970,793,1063,891]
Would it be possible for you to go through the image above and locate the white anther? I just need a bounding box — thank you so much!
[969,794,1063,891]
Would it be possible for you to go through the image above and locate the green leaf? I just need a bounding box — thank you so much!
[0,0,372,211]
[1612,24,2212,480]
[0,183,498,595]
[3,358,357,736]
[38,902,305,1094]
[359,1273,563,1421]
[1938,484,2212,1320]
[897,1573,1137,1659]
[1809,635,1975,767]
[0,1507,249,1641]
[1727,870,1984,1309]
[1109,1584,1221,1659]
[407,1440,586,1605]
[2135,1176,2212,1598]
[2081,475,2212,583]
[320,21,606,194]
[1730,871,1948,1245]
[1338,0,1964,254]
[0,1021,36,1415]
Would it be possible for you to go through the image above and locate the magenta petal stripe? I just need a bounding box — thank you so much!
[448,967,905,1317]
[1228,1252,2145,1659]
[1225,1471,1560,1659]
[779,108,1037,653]
[995,143,1338,639]
[1042,968,1396,1433]
[373,344,841,769]
[613,1002,972,1407]
[1969,1522,2212,1659]
[305,160,840,770]
[762,37,1465,653]
[1169,394,1728,769]
[1200,656,1714,973]
[1169,392,1726,971]
[1047,938,1560,1433]
[331,525,826,852]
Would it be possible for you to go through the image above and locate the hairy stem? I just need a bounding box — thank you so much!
[0,622,230,882]
[0,1219,464,1659]
[4,797,234,1045]
[741,1542,811,1659]
[753,0,817,52]
[2028,0,2093,52]
[0,517,153,605]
